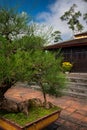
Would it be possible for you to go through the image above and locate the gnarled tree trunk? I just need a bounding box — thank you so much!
[0,79,15,109]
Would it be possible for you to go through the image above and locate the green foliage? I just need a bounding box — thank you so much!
[83,13,87,24]
[27,23,53,45]
[13,35,45,52]
[0,36,45,84]
[51,31,62,43]
[83,0,87,2]
[28,50,66,102]
[60,4,83,33]
[0,36,15,85]
[0,106,59,126]
[0,34,66,102]
[0,8,31,41]
[0,8,66,103]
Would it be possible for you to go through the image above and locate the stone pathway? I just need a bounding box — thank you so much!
[4,86,87,130]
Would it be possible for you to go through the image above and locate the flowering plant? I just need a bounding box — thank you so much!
[62,62,73,72]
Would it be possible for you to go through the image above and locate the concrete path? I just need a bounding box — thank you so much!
[4,86,87,130]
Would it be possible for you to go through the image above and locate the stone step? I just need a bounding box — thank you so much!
[65,80,87,96]
[30,85,40,90]
[63,90,87,99]
[67,73,87,78]
[67,77,87,83]
[64,87,87,94]
[67,82,87,88]
[64,73,87,99]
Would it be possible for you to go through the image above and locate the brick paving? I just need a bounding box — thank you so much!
[4,86,87,130]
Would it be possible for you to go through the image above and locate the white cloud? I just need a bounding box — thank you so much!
[36,0,87,41]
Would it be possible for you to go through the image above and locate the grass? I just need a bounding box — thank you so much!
[0,106,60,126]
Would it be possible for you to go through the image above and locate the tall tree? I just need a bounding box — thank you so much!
[83,13,87,24]
[51,31,62,43]
[83,0,87,2]
[60,4,83,34]
[27,23,53,44]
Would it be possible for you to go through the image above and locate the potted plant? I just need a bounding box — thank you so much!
[0,8,66,130]
[0,39,66,129]
[0,105,61,130]
[0,49,66,130]
[62,61,73,73]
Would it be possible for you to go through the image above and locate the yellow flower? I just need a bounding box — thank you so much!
[62,62,73,72]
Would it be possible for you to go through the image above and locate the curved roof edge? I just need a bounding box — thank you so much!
[44,37,87,50]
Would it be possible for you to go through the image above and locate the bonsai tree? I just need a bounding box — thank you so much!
[0,8,31,42]
[12,39,66,106]
[0,35,45,99]
[28,50,66,105]
[0,7,66,114]
[0,35,66,112]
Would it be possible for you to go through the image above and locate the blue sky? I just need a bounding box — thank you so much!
[0,0,87,41]
[0,0,55,19]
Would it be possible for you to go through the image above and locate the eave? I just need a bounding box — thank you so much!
[44,38,87,50]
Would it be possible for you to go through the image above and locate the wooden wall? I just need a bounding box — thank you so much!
[62,46,87,72]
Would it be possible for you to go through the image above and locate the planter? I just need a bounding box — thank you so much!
[0,109,61,130]
[65,71,69,74]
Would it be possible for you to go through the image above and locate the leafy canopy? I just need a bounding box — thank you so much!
[60,4,83,33]
[0,8,31,42]
[0,7,66,103]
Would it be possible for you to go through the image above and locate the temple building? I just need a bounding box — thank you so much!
[44,32,87,72]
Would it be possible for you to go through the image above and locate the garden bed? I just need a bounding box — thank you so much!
[0,106,61,130]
